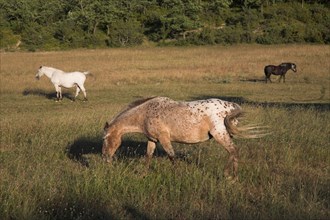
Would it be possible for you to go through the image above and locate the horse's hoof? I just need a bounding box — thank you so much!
[102,155,112,163]
[225,176,238,183]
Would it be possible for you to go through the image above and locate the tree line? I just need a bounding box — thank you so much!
[0,0,329,51]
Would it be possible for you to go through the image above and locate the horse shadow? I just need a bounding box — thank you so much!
[239,78,265,83]
[38,196,115,219]
[22,88,73,100]
[66,136,102,167]
[66,136,170,167]
[191,95,329,112]
[124,204,151,220]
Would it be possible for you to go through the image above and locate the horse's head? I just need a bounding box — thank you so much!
[35,66,44,80]
[280,63,297,73]
[102,122,120,163]
[291,63,297,72]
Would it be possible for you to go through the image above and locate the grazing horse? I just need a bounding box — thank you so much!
[264,63,297,83]
[102,97,266,180]
[35,66,90,101]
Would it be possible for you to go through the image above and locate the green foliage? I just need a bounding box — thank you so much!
[0,25,20,50]
[0,0,329,50]
[257,2,330,44]
[107,19,144,47]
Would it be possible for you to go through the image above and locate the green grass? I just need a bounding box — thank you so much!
[1,45,329,219]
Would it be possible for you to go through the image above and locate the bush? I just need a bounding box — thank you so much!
[1,0,329,50]
[107,20,144,47]
[0,27,20,50]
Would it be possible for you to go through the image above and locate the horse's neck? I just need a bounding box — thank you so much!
[44,67,61,78]
[280,64,290,70]
[110,113,143,136]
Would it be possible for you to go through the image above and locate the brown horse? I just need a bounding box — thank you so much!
[102,97,266,180]
[264,62,297,83]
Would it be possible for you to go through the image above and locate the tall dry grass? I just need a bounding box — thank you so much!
[1,45,329,92]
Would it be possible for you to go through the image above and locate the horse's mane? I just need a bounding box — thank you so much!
[126,96,158,110]
[109,96,158,124]
[280,63,292,67]
[41,66,64,73]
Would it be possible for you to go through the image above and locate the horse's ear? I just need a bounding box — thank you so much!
[104,122,110,131]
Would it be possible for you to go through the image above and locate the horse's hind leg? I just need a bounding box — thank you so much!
[212,131,239,180]
[73,86,81,101]
[79,84,87,101]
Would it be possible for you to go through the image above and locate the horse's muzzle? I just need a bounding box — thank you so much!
[35,75,40,80]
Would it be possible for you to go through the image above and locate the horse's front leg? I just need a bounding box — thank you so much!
[146,141,156,169]
[278,75,283,83]
[158,133,176,164]
[59,87,63,100]
[54,85,61,101]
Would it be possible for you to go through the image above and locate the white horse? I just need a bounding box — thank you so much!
[35,66,90,101]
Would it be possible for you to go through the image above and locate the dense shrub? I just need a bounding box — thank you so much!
[0,27,20,49]
[107,20,144,47]
[0,0,329,50]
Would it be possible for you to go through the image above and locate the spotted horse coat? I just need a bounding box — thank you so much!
[102,97,260,180]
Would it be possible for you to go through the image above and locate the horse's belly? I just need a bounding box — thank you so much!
[60,82,75,88]
[170,125,210,144]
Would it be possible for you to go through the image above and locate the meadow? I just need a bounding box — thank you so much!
[0,44,329,220]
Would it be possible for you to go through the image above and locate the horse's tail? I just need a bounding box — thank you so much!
[224,108,269,139]
[83,71,96,80]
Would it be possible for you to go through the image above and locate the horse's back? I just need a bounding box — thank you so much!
[143,97,240,143]
[62,72,86,82]
[143,98,210,143]
[51,71,86,88]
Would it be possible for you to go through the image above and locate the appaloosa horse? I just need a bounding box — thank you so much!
[102,97,267,180]
[264,63,297,83]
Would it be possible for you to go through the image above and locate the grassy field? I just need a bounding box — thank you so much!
[0,44,329,220]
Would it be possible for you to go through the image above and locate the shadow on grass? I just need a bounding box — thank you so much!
[37,197,115,219]
[22,88,73,101]
[239,78,265,83]
[191,95,329,112]
[124,205,151,220]
[37,196,152,219]
[66,136,171,167]
[66,136,102,167]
